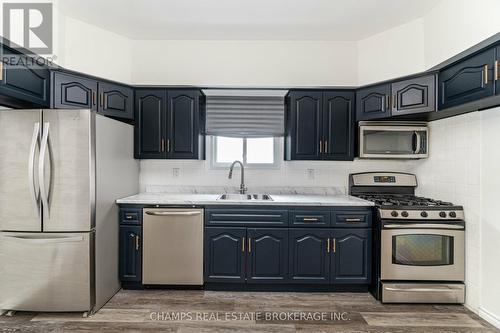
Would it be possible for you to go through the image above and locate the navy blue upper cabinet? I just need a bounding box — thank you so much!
[119,225,142,283]
[331,229,371,284]
[391,74,436,116]
[204,227,246,283]
[323,91,355,160]
[247,228,288,284]
[286,91,322,160]
[167,90,203,159]
[134,89,166,159]
[134,89,205,160]
[0,45,50,107]
[52,72,98,111]
[356,84,390,120]
[439,48,495,110]
[496,46,500,96]
[289,228,331,284]
[98,82,133,119]
[285,90,354,161]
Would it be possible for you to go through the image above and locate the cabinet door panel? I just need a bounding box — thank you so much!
[323,91,355,160]
[391,74,436,116]
[119,225,142,282]
[134,89,166,159]
[53,72,97,111]
[439,48,495,109]
[247,228,288,283]
[288,91,322,160]
[204,227,246,283]
[331,229,371,284]
[0,47,50,107]
[289,229,330,284]
[98,82,133,119]
[356,84,390,120]
[167,90,200,159]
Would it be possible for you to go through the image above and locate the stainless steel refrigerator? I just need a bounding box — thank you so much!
[0,109,139,314]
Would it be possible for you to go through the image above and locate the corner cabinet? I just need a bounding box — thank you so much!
[134,89,205,160]
[52,71,133,119]
[439,47,496,110]
[285,90,355,161]
[0,44,50,107]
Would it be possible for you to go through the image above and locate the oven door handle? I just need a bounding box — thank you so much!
[384,224,464,230]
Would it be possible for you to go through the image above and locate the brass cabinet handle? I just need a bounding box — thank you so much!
[327,238,330,253]
[333,238,336,253]
[0,61,3,81]
[495,60,499,81]
[99,93,103,106]
[242,237,245,252]
[303,217,319,222]
[161,139,165,152]
[92,91,96,106]
[324,140,328,154]
[345,218,362,222]
[385,95,390,111]
[392,94,397,109]
[484,64,489,85]
[319,140,323,154]
[135,235,140,251]
[104,93,107,107]
[166,139,170,152]
[248,237,251,253]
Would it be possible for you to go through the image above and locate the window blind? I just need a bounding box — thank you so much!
[203,89,288,138]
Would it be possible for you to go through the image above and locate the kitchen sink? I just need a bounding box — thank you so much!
[217,194,273,201]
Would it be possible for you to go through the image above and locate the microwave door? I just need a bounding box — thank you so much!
[360,126,427,159]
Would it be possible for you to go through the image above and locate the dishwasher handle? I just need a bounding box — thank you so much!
[145,211,202,217]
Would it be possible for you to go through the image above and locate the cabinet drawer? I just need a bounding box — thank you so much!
[120,208,142,225]
[332,210,372,228]
[205,208,288,227]
[290,210,330,227]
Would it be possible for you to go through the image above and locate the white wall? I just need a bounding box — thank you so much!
[131,40,357,86]
[357,18,426,86]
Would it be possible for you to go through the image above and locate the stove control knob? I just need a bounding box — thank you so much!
[391,211,398,217]
[401,211,409,218]
[420,211,428,218]
[449,211,457,218]
[439,211,447,218]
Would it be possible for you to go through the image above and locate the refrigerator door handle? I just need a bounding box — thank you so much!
[39,122,52,218]
[28,122,40,217]
[1,234,84,244]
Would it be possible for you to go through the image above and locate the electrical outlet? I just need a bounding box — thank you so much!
[307,169,315,180]
[172,168,180,178]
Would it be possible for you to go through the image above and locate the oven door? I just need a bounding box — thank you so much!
[359,125,428,159]
[381,225,464,281]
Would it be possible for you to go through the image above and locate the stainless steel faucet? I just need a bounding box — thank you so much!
[228,160,247,194]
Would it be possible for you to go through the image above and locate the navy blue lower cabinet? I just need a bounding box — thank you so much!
[204,227,246,283]
[247,228,288,284]
[119,225,142,283]
[331,229,371,284]
[289,229,331,284]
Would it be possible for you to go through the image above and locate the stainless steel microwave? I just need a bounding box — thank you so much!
[359,122,428,159]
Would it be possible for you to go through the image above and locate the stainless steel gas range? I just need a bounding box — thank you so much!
[349,172,465,304]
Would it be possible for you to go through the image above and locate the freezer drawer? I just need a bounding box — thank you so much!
[143,208,204,285]
[0,232,94,312]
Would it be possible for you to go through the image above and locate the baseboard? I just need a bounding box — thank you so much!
[478,307,500,329]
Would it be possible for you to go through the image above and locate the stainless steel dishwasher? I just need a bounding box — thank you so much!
[142,208,204,285]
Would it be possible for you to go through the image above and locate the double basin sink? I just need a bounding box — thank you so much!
[217,194,273,201]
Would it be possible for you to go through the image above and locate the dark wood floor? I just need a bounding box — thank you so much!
[1,290,498,332]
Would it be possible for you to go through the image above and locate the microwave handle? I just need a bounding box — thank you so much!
[413,131,422,154]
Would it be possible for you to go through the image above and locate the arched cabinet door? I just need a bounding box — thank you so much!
[331,229,371,284]
[98,82,133,119]
[356,84,390,121]
[439,47,495,110]
[247,228,288,283]
[134,89,166,159]
[288,228,330,284]
[392,74,436,116]
[204,227,246,283]
[323,91,355,160]
[52,72,97,111]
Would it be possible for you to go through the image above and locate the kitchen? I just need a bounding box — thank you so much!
[0,0,499,332]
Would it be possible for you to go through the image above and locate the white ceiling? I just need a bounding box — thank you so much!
[57,0,441,41]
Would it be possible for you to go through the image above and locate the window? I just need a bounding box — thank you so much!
[211,136,279,168]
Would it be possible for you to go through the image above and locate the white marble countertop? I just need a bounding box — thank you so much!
[116,193,374,207]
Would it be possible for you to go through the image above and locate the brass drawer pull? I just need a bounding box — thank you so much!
[345,218,362,222]
[484,64,489,85]
[303,217,319,222]
[495,60,499,81]
[0,61,3,81]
